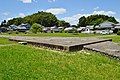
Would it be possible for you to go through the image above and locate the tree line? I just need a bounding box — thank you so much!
[0,11,118,28]
[0,11,70,28]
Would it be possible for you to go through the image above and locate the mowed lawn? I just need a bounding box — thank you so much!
[0,38,14,45]
[0,38,120,80]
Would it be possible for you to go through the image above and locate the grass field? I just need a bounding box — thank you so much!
[0,37,120,80]
[0,44,120,80]
[101,35,120,43]
[0,38,14,45]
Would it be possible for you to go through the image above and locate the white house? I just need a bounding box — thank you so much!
[115,23,120,29]
[50,26,60,32]
[42,27,51,33]
[58,27,64,30]
[82,26,94,34]
[64,27,76,33]
[77,27,86,33]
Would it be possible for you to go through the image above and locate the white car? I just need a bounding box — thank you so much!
[100,30,113,35]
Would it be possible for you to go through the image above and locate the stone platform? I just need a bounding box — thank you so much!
[84,41,120,58]
[9,36,112,51]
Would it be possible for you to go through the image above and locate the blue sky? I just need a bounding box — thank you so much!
[0,0,120,25]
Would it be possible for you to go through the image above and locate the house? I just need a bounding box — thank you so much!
[9,25,18,31]
[0,27,8,32]
[50,26,60,33]
[9,24,30,32]
[18,23,31,30]
[16,26,27,32]
[114,23,120,33]
[86,25,94,30]
[81,26,94,34]
[98,21,115,30]
[77,27,86,33]
[42,27,51,33]
[58,27,64,30]
[64,27,76,33]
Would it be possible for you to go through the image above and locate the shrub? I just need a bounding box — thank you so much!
[30,23,44,34]
[15,31,19,34]
[8,31,12,34]
[117,31,120,35]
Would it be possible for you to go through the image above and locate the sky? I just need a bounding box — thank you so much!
[0,0,120,25]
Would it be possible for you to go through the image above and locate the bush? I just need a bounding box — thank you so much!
[117,31,120,35]
[8,31,12,34]
[30,23,44,34]
[15,31,19,34]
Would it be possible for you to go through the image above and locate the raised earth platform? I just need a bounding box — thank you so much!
[9,36,112,51]
[9,36,120,58]
[84,41,120,58]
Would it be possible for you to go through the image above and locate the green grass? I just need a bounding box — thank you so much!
[0,35,120,79]
[101,34,120,43]
[0,45,120,80]
[0,38,14,45]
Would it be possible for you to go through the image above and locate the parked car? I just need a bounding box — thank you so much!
[100,30,113,35]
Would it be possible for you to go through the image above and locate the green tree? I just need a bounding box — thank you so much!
[85,14,118,26]
[78,16,87,27]
[30,23,43,34]
[7,11,58,27]
[57,20,70,28]
[23,11,58,27]
[0,20,7,27]
[7,17,23,26]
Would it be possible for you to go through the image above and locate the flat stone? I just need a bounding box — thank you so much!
[84,41,120,58]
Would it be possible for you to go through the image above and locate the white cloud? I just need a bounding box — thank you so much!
[48,0,56,3]
[62,14,90,25]
[81,9,84,11]
[7,18,13,21]
[6,13,25,21]
[94,6,99,10]
[93,11,116,15]
[44,8,67,15]
[116,18,120,22]
[18,13,25,17]
[61,10,116,25]
[20,0,32,3]
[3,12,10,16]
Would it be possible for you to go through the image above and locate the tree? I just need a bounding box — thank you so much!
[30,23,44,34]
[85,14,118,26]
[78,16,87,27]
[7,17,23,26]
[23,11,58,27]
[7,11,58,27]
[0,20,7,27]
[57,20,70,28]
